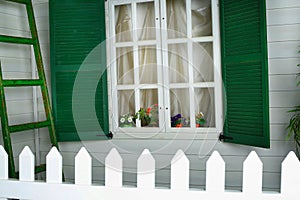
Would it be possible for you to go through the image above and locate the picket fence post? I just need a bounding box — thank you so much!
[281,151,300,196]
[243,151,262,194]
[105,148,122,187]
[19,146,35,182]
[75,147,92,185]
[0,146,8,200]
[137,149,155,189]
[46,147,62,183]
[206,151,225,193]
[171,149,189,190]
[0,145,8,180]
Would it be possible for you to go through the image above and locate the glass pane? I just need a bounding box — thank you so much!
[170,88,190,127]
[117,47,134,84]
[139,89,159,127]
[167,0,187,39]
[193,42,214,82]
[137,2,156,40]
[191,0,212,37]
[194,88,215,127]
[139,46,157,84]
[118,90,135,127]
[115,4,132,42]
[168,43,189,83]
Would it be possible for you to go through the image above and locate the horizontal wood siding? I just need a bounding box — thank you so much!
[10,0,298,191]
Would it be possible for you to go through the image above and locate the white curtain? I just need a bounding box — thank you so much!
[115,0,215,127]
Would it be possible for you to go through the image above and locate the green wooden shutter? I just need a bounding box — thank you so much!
[220,0,270,148]
[49,0,110,141]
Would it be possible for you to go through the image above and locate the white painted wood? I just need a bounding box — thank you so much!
[19,146,35,182]
[46,147,62,184]
[267,0,300,9]
[0,146,8,180]
[105,148,122,187]
[268,24,300,42]
[269,75,300,91]
[267,7,300,26]
[206,151,225,192]
[75,147,92,185]
[281,151,300,195]
[171,149,189,190]
[269,58,300,75]
[137,149,155,189]
[269,91,300,108]
[243,151,262,194]
[2,149,300,199]
[268,41,300,59]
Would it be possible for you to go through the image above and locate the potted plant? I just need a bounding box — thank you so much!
[119,113,135,127]
[287,52,300,158]
[134,104,159,127]
[196,112,206,127]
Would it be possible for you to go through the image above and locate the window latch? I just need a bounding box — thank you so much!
[219,133,233,141]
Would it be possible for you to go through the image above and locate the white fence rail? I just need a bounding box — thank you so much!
[0,145,300,200]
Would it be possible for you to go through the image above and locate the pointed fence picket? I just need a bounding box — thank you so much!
[0,146,8,200]
[46,147,62,183]
[0,145,300,200]
[137,149,155,189]
[75,147,92,185]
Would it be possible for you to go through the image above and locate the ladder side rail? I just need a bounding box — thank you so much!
[0,62,17,178]
[25,1,59,147]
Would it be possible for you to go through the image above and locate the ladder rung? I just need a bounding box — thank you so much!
[2,79,43,87]
[9,120,51,133]
[0,35,34,45]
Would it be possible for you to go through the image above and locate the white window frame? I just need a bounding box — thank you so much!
[107,0,223,137]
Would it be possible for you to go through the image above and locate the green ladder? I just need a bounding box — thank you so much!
[0,0,59,178]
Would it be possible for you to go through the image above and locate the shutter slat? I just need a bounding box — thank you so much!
[220,0,269,148]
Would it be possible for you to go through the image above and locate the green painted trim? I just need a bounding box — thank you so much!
[0,35,33,44]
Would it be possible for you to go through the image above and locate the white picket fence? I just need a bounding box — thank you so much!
[0,146,300,200]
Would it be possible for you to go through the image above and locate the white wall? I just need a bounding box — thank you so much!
[0,0,299,191]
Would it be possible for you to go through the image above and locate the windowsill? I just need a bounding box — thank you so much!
[112,128,220,140]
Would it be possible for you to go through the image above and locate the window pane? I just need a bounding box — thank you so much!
[191,0,212,37]
[167,0,187,39]
[117,47,134,84]
[118,90,135,127]
[139,46,157,84]
[137,2,156,41]
[168,43,189,83]
[170,88,190,127]
[194,88,215,127]
[115,4,132,42]
[193,42,214,82]
[139,89,159,127]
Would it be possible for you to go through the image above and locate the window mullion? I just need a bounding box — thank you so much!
[160,0,171,131]
[154,0,165,129]
[132,2,142,128]
[186,0,195,128]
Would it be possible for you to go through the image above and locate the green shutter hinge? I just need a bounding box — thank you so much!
[219,133,233,141]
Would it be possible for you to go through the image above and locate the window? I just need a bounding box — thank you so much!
[108,0,223,133]
[50,0,269,148]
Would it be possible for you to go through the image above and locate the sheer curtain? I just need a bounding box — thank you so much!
[115,0,214,127]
